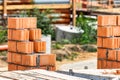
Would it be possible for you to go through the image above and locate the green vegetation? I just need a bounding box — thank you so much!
[20,8,55,40]
[76,13,97,44]
[52,42,64,49]
[56,52,79,61]
[0,51,7,56]
[0,26,7,44]
[81,45,97,52]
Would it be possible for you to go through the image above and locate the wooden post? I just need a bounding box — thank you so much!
[3,0,7,18]
[108,0,113,9]
[72,0,76,26]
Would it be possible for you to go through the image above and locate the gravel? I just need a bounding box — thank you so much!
[58,58,97,71]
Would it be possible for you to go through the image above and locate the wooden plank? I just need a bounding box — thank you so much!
[3,0,7,17]
[0,4,71,10]
[72,0,76,26]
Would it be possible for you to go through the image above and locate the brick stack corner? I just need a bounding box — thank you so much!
[97,15,120,69]
[7,17,56,71]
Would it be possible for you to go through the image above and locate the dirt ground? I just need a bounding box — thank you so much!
[0,52,97,71]
[56,52,97,70]
[0,44,97,71]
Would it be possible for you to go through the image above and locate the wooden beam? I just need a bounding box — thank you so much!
[108,0,113,9]
[72,0,76,26]
[0,4,71,10]
[3,0,7,17]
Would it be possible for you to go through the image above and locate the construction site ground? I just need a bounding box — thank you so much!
[0,44,97,72]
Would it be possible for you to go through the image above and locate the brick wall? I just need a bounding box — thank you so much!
[7,17,56,71]
[97,15,120,69]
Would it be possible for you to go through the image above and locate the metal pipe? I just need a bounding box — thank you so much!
[0,45,8,51]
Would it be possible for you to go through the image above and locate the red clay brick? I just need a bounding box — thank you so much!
[8,18,20,29]
[108,50,117,60]
[116,70,120,74]
[117,50,120,61]
[113,27,120,36]
[106,61,112,69]
[97,48,107,59]
[8,64,18,71]
[39,66,56,71]
[117,16,120,25]
[17,42,33,53]
[97,60,101,69]
[8,17,37,29]
[29,29,41,41]
[30,17,37,28]
[8,29,12,40]
[7,52,12,63]
[98,15,117,26]
[12,29,29,41]
[97,37,103,47]
[111,61,118,69]
[39,54,56,66]
[12,53,22,64]
[17,65,27,70]
[8,41,17,52]
[22,18,29,29]
[34,41,46,52]
[103,38,118,49]
[21,55,36,66]
[22,17,37,29]
[101,60,107,69]
[117,62,120,68]
[97,27,113,37]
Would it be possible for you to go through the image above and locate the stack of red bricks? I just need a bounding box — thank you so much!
[97,15,120,69]
[7,17,56,71]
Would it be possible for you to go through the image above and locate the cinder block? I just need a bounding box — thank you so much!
[108,50,117,60]
[39,54,56,66]
[12,29,29,41]
[12,53,22,64]
[29,29,41,41]
[8,41,17,52]
[21,55,36,66]
[8,64,18,71]
[97,37,103,47]
[98,15,117,26]
[17,42,34,53]
[97,48,107,59]
[34,41,46,53]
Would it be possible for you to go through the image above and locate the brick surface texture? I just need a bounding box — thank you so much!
[97,15,120,69]
[7,17,56,71]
